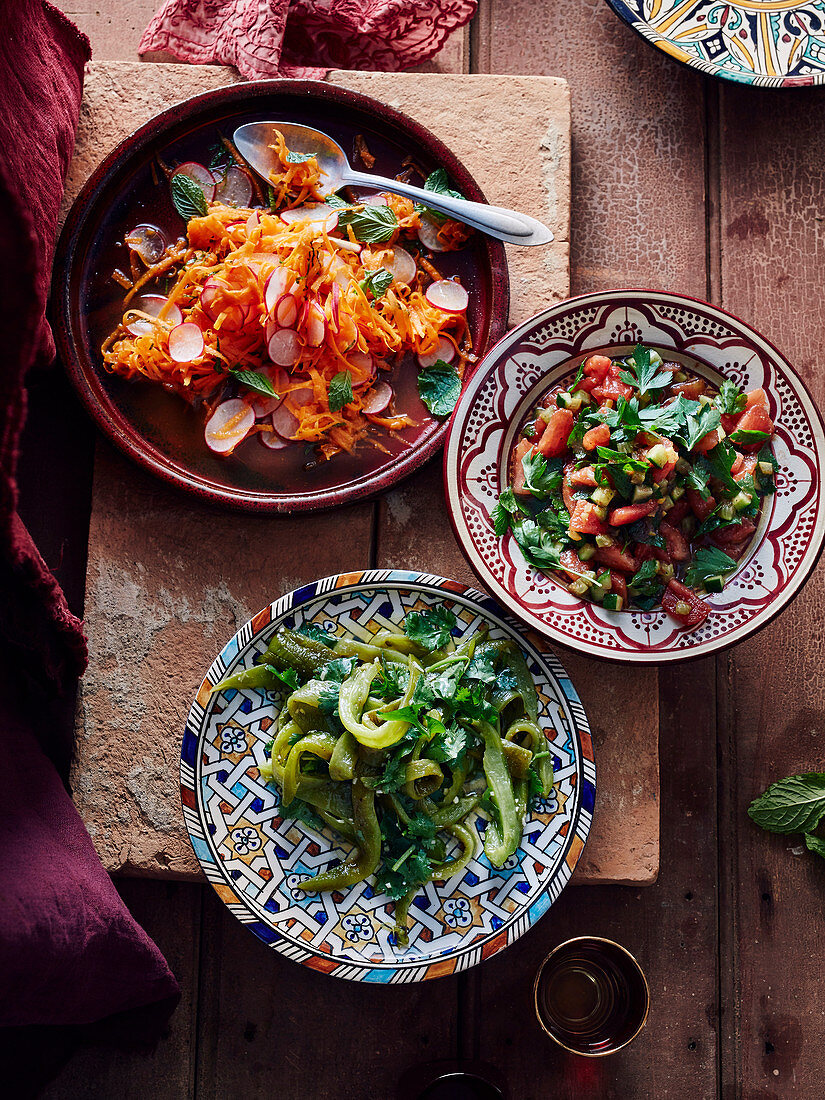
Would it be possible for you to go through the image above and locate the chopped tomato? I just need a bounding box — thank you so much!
[744,388,769,412]
[712,518,756,548]
[733,454,758,482]
[659,520,690,561]
[559,549,586,578]
[686,488,715,522]
[730,453,744,476]
[733,403,774,446]
[692,428,722,454]
[662,579,710,628]
[511,439,535,497]
[583,354,611,380]
[650,440,678,483]
[592,374,634,403]
[569,500,609,536]
[608,500,658,525]
[582,424,611,451]
[595,544,638,573]
[570,465,598,487]
[537,408,575,457]
[671,378,706,400]
[562,462,578,514]
[610,571,628,603]
[665,500,690,524]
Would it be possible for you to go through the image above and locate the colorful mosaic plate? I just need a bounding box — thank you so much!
[443,290,825,663]
[181,570,594,983]
[606,0,825,87]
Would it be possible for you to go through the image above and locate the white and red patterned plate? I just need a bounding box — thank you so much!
[443,290,825,663]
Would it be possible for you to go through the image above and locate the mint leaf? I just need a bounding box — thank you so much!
[337,204,397,243]
[748,773,825,834]
[329,370,353,412]
[511,519,566,572]
[171,173,209,221]
[232,369,277,397]
[285,150,315,164]
[415,168,464,223]
[418,360,461,418]
[716,380,747,415]
[805,833,825,859]
[359,267,394,298]
[404,607,456,651]
[683,547,736,588]
[325,194,349,207]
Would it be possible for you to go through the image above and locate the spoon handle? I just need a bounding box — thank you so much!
[342,170,555,247]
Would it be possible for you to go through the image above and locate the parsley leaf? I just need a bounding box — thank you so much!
[677,402,721,451]
[281,797,326,831]
[337,204,398,243]
[428,722,472,768]
[511,519,567,572]
[298,623,337,648]
[728,428,771,447]
[232,369,277,397]
[618,345,671,398]
[521,449,564,497]
[418,360,461,418]
[373,658,411,700]
[536,501,572,541]
[404,607,456,651]
[685,461,712,500]
[328,370,353,412]
[464,650,498,683]
[171,173,208,221]
[263,664,300,691]
[705,441,740,496]
[359,267,394,299]
[716,380,747,416]
[627,560,664,610]
[319,657,358,683]
[683,547,737,588]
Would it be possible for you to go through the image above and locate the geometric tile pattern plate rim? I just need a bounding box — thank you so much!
[443,289,825,664]
[606,0,825,87]
[180,569,595,983]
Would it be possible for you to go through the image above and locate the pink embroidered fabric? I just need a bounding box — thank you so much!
[139,0,477,80]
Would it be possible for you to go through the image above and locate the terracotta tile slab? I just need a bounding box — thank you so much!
[68,61,654,886]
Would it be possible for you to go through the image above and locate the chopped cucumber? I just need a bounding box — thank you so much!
[591,572,612,601]
[673,370,687,383]
[732,491,753,512]
[758,461,775,476]
[568,578,590,596]
[577,542,597,562]
[671,484,685,501]
[632,484,654,503]
[591,486,615,507]
[602,593,623,611]
[718,503,736,521]
[656,562,675,580]
[647,443,669,468]
[595,534,614,548]
[703,575,725,593]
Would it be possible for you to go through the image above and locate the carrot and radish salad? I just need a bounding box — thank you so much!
[101,132,474,460]
[493,346,778,629]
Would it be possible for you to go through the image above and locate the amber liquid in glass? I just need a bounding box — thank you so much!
[535,940,648,1055]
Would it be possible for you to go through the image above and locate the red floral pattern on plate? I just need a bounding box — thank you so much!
[444,291,825,663]
[139,0,477,80]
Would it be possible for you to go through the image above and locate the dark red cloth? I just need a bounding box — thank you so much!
[0,0,179,1027]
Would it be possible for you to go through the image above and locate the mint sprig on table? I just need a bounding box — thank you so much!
[748,773,825,860]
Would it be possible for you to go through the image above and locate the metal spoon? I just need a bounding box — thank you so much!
[233,121,554,247]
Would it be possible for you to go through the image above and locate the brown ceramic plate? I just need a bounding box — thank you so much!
[52,80,509,513]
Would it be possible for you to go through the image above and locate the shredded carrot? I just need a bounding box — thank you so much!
[266,131,325,209]
[103,157,469,461]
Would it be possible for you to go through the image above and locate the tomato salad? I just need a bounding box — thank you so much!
[492,345,778,629]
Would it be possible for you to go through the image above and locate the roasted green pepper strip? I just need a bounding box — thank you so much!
[282,732,336,806]
[296,771,381,892]
[403,757,444,800]
[329,729,358,781]
[338,661,420,748]
[430,821,476,880]
[478,719,521,867]
[501,739,533,779]
[292,782,357,841]
[422,793,479,828]
[393,888,416,946]
[287,680,336,734]
[211,664,279,694]
[260,628,338,680]
[507,718,553,796]
[498,641,539,724]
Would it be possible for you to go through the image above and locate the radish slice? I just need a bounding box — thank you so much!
[125,225,167,265]
[171,162,216,203]
[383,246,416,286]
[276,294,299,329]
[289,385,314,407]
[214,165,253,208]
[362,382,393,414]
[337,312,358,350]
[264,267,295,313]
[305,301,326,347]
[349,351,375,389]
[245,210,261,236]
[126,295,182,336]
[331,237,362,254]
[205,399,255,454]
[251,394,284,419]
[199,279,225,321]
[215,303,246,332]
[417,336,456,369]
[362,193,389,207]
[272,404,299,439]
[417,216,448,253]
[267,329,301,367]
[426,279,469,313]
[168,322,205,362]
[260,425,291,450]
[280,204,338,231]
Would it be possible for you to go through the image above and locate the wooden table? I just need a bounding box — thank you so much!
[23,2,825,1096]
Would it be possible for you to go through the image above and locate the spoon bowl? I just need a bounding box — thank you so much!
[233,120,555,247]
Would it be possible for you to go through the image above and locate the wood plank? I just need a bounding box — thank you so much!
[40,880,202,1099]
[717,81,825,1099]
[470,2,719,1096]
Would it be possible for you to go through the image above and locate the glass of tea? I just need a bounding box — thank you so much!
[533,936,649,1056]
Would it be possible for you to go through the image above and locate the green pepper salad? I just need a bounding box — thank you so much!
[211,612,554,943]
[494,345,778,629]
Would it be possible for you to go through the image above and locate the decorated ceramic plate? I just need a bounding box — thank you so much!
[181,569,594,983]
[606,0,825,87]
[444,290,825,663]
[53,81,508,513]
